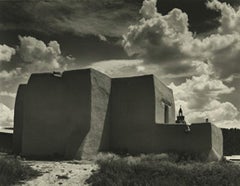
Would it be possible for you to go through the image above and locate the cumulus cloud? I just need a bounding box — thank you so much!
[121,0,240,128]
[0,35,80,116]
[0,68,27,103]
[0,35,71,91]
[0,36,72,113]
[140,0,158,19]
[207,0,240,34]
[0,103,13,127]
[0,68,22,79]
[122,0,240,79]
[18,36,62,72]
[169,61,239,128]
[0,44,15,62]
[89,59,144,77]
[0,91,16,98]
[122,6,191,65]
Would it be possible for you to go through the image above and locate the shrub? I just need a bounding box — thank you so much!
[86,153,240,186]
[0,156,39,185]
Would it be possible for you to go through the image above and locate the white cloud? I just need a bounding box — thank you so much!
[0,68,22,79]
[122,0,240,79]
[169,61,239,128]
[89,59,144,77]
[18,36,62,72]
[224,74,240,83]
[0,68,28,106]
[207,0,240,34]
[0,91,16,98]
[0,36,73,113]
[186,100,240,129]
[122,7,192,65]
[140,0,158,19]
[0,103,13,127]
[122,0,240,128]
[0,44,15,62]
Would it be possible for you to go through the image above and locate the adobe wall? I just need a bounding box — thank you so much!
[153,123,223,161]
[108,74,222,160]
[110,121,222,160]
[76,69,111,159]
[14,68,112,159]
[61,70,92,159]
[13,68,222,161]
[109,75,177,154]
[13,84,26,154]
[0,131,13,152]
[154,76,175,123]
[110,75,157,153]
[153,124,211,153]
[19,69,92,159]
[209,124,223,161]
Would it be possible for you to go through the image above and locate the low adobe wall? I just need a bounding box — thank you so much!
[154,123,223,161]
[0,131,13,153]
[110,121,222,161]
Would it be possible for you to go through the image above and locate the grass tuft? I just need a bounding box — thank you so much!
[0,156,40,185]
[87,153,240,186]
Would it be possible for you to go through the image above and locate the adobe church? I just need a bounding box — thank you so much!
[13,68,223,161]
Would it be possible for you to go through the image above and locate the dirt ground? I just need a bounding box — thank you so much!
[17,160,97,186]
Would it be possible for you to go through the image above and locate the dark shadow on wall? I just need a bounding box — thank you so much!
[62,70,92,159]
[98,96,111,152]
[0,133,13,153]
[222,128,240,155]
[13,70,92,160]
[13,84,26,155]
[64,125,90,159]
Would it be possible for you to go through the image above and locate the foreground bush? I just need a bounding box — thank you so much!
[0,156,39,185]
[86,153,240,186]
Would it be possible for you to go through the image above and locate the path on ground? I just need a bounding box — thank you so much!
[17,160,97,186]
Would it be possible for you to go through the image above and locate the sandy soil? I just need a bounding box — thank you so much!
[17,160,97,186]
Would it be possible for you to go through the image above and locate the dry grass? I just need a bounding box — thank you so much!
[0,156,40,185]
[86,153,240,186]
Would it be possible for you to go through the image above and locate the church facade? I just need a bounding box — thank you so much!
[13,68,223,161]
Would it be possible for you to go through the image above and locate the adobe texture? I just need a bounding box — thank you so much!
[154,76,175,124]
[153,123,223,161]
[76,69,111,159]
[109,75,175,153]
[13,68,222,161]
[14,70,92,159]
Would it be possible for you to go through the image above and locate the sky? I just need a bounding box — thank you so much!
[0,0,239,129]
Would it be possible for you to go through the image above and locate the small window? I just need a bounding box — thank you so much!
[164,104,169,123]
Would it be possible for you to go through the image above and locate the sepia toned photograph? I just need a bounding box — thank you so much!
[0,0,240,185]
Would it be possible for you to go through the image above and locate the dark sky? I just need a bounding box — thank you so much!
[0,0,239,62]
[0,0,232,62]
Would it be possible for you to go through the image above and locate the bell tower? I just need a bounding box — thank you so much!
[176,106,186,124]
